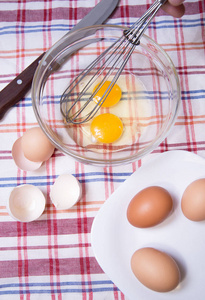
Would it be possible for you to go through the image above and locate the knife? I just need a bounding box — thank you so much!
[0,0,119,120]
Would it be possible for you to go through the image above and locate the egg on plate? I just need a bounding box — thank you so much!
[127,186,173,228]
[181,178,205,221]
[131,247,181,293]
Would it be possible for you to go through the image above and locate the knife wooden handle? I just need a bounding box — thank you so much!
[0,0,120,121]
[0,52,45,120]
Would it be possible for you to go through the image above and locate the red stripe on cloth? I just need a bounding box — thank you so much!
[0,218,93,237]
[16,1,28,297]
[180,18,197,153]
[0,257,103,279]
[83,163,93,298]
[112,2,202,18]
[0,243,91,252]
[198,0,205,55]
[173,19,191,152]
[23,222,31,298]
[40,0,62,293]
[0,2,202,23]
[75,160,93,299]
[49,73,62,299]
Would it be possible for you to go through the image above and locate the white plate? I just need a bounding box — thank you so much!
[91,150,205,300]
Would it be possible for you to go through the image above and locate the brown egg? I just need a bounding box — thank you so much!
[131,247,181,292]
[181,178,205,221]
[127,186,173,228]
[21,127,55,162]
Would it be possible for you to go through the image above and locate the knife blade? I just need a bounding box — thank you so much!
[0,0,119,120]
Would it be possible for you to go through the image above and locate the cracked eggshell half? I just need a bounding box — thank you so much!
[12,137,42,171]
[50,174,82,210]
[7,184,46,222]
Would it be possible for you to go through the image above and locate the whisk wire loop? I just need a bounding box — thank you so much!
[82,42,136,123]
[60,36,126,120]
[60,41,116,118]
[65,38,134,123]
[60,0,167,124]
[77,42,136,123]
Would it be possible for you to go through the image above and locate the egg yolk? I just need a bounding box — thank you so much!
[93,81,122,107]
[90,113,123,144]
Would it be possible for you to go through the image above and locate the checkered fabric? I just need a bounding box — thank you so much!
[0,0,204,299]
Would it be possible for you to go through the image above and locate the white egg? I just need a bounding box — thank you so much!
[50,174,81,210]
[7,184,46,222]
[12,137,42,171]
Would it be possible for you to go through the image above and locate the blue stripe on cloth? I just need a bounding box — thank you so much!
[0,288,119,295]
[0,280,119,295]
[113,18,205,28]
[15,90,205,108]
[0,172,131,187]
[0,280,114,287]
[0,17,204,36]
[0,24,69,32]
[0,24,70,35]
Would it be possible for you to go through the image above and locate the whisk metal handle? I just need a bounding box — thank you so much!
[61,0,167,124]
[124,0,167,45]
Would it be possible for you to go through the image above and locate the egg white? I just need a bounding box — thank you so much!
[65,74,151,154]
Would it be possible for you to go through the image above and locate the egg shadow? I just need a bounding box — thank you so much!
[170,189,181,215]
[172,253,187,283]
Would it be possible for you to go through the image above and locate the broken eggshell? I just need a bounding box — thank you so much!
[50,174,82,210]
[12,127,55,171]
[7,184,46,222]
[12,137,42,171]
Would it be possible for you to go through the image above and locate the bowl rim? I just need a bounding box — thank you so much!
[32,24,181,166]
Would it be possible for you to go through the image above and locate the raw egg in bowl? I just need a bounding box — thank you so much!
[32,25,180,166]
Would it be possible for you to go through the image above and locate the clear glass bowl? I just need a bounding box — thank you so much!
[32,25,180,166]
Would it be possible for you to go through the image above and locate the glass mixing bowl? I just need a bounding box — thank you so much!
[32,25,180,166]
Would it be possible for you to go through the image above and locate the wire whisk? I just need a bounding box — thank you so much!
[60,0,167,124]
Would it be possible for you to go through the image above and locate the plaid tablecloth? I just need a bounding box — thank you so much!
[0,0,204,299]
